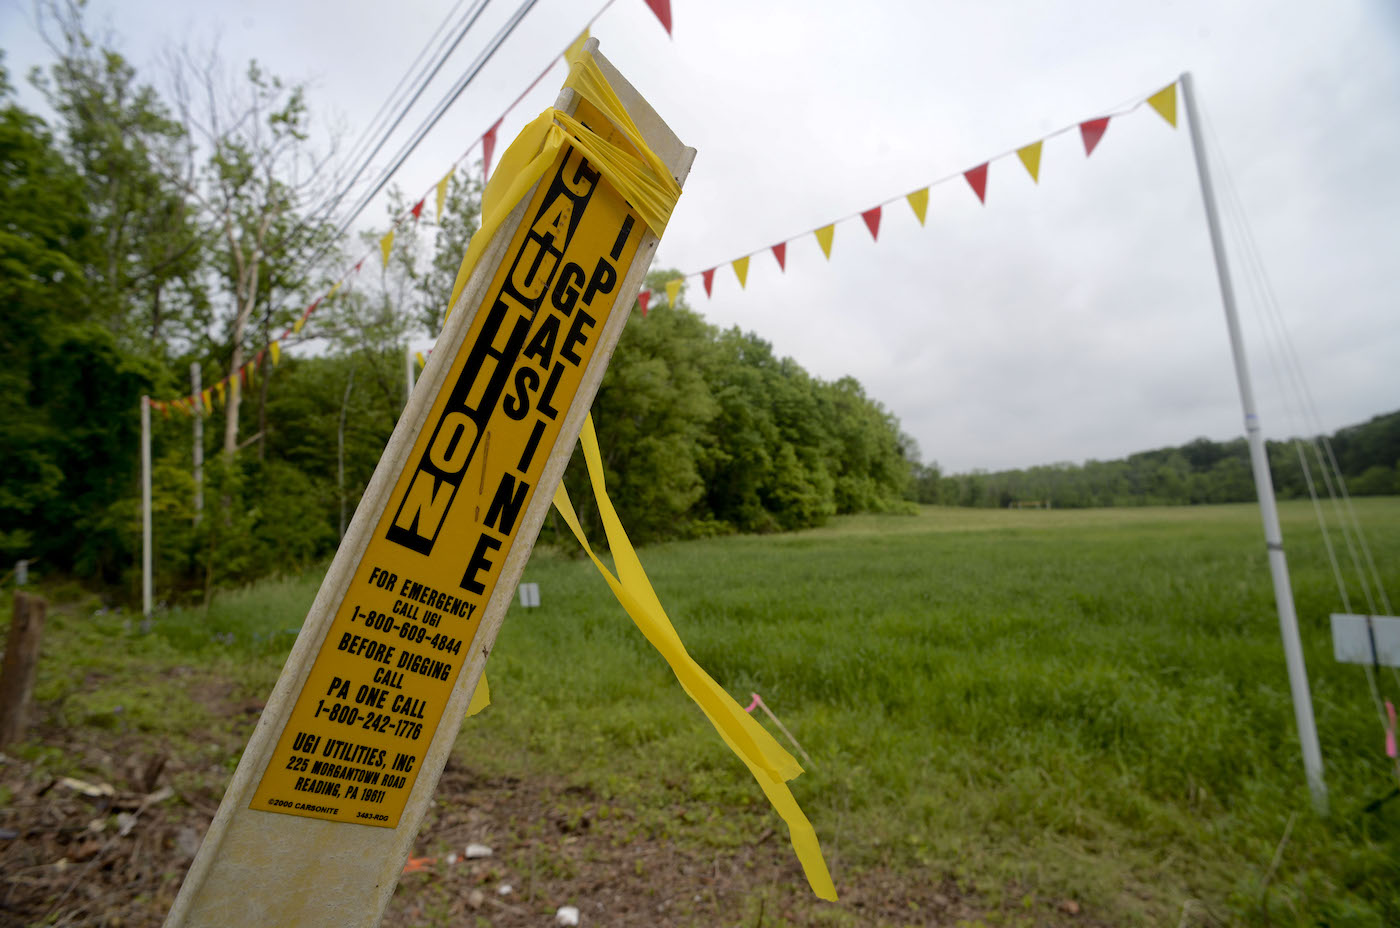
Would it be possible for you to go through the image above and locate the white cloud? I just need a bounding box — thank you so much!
[3,0,1396,471]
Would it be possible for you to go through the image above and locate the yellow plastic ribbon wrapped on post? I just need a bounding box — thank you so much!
[553,416,838,902]
[444,45,835,902]
[447,48,681,316]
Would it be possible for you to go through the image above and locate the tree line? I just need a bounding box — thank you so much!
[910,410,1400,509]
[0,4,912,603]
[4,4,1394,606]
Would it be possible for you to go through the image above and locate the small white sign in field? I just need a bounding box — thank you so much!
[518,582,540,608]
[1330,614,1400,667]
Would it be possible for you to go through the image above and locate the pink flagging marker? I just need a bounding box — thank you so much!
[1386,701,1397,759]
[744,693,760,713]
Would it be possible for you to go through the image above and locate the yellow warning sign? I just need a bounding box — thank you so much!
[251,142,642,827]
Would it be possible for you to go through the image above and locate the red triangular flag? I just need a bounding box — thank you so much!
[483,119,502,177]
[1080,117,1109,157]
[240,365,249,387]
[638,291,651,317]
[702,268,716,297]
[255,349,266,369]
[771,242,787,271]
[410,198,425,220]
[861,206,882,241]
[355,259,364,274]
[964,163,988,204]
[644,0,672,35]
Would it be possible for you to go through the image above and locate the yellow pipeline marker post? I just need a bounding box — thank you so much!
[165,41,693,927]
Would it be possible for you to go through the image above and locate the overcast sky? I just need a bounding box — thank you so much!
[4,0,1398,472]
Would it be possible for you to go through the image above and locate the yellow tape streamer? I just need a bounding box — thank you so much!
[551,415,838,902]
[465,674,490,717]
[446,47,682,318]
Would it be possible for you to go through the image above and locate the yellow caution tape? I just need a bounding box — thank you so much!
[465,674,490,718]
[446,46,682,318]
[552,415,837,901]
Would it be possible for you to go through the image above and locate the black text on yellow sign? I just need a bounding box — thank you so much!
[251,145,642,827]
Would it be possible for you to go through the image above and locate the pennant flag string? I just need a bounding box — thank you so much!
[860,206,882,241]
[150,63,1165,409]
[1017,141,1042,183]
[435,171,451,220]
[643,0,672,35]
[671,79,1178,301]
[963,163,989,204]
[145,0,653,409]
[732,255,750,288]
[1147,85,1178,127]
[1079,117,1110,157]
[482,120,502,180]
[906,188,929,226]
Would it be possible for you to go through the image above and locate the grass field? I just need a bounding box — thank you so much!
[15,499,1400,925]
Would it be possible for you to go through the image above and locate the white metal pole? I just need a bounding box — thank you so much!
[141,395,153,618]
[191,363,203,524]
[1180,71,1326,813]
[404,341,415,409]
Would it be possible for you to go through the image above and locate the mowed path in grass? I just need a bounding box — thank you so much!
[458,499,1400,924]
[164,499,1400,924]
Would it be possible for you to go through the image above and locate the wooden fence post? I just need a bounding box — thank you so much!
[0,591,47,747]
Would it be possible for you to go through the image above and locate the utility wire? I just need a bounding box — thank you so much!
[1199,103,1400,732]
[331,0,543,244]
[273,0,613,338]
[1204,104,1393,621]
[312,0,496,238]
[334,0,477,187]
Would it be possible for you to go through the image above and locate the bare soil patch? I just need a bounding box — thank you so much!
[1,674,1098,927]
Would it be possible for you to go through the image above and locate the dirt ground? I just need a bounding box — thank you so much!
[0,675,1099,928]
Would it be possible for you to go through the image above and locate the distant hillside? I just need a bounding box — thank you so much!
[908,410,1400,508]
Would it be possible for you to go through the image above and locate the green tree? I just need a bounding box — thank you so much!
[168,46,338,458]
[33,0,206,352]
[0,61,155,570]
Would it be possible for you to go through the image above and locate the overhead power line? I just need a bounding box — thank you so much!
[311,0,496,235]
[332,0,480,200]
[315,0,544,266]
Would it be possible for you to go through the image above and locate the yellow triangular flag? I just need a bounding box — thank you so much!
[906,188,929,226]
[665,277,682,306]
[1017,141,1043,183]
[201,388,212,414]
[815,224,834,260]
[214,380,225,405]
[732,255,750,288]
[380,229,395,268]
[292,315,306,335]
[326,281,342,300]
[435,170,451,220]
[415,351,426,368]
[564,27,590,64]
[269,341,281,366]
[465,673,490,717]
[1147,84,1178,128]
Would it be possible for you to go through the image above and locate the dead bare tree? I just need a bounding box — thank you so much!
[166,45,340,458]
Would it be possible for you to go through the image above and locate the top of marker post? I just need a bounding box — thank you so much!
[570,38,693,186]
[445,39,695,321]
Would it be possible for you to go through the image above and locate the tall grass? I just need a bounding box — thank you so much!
[138,499,1400,923]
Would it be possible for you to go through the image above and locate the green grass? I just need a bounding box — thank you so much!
[468,500,1400,925]
[15,499,1400,925]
